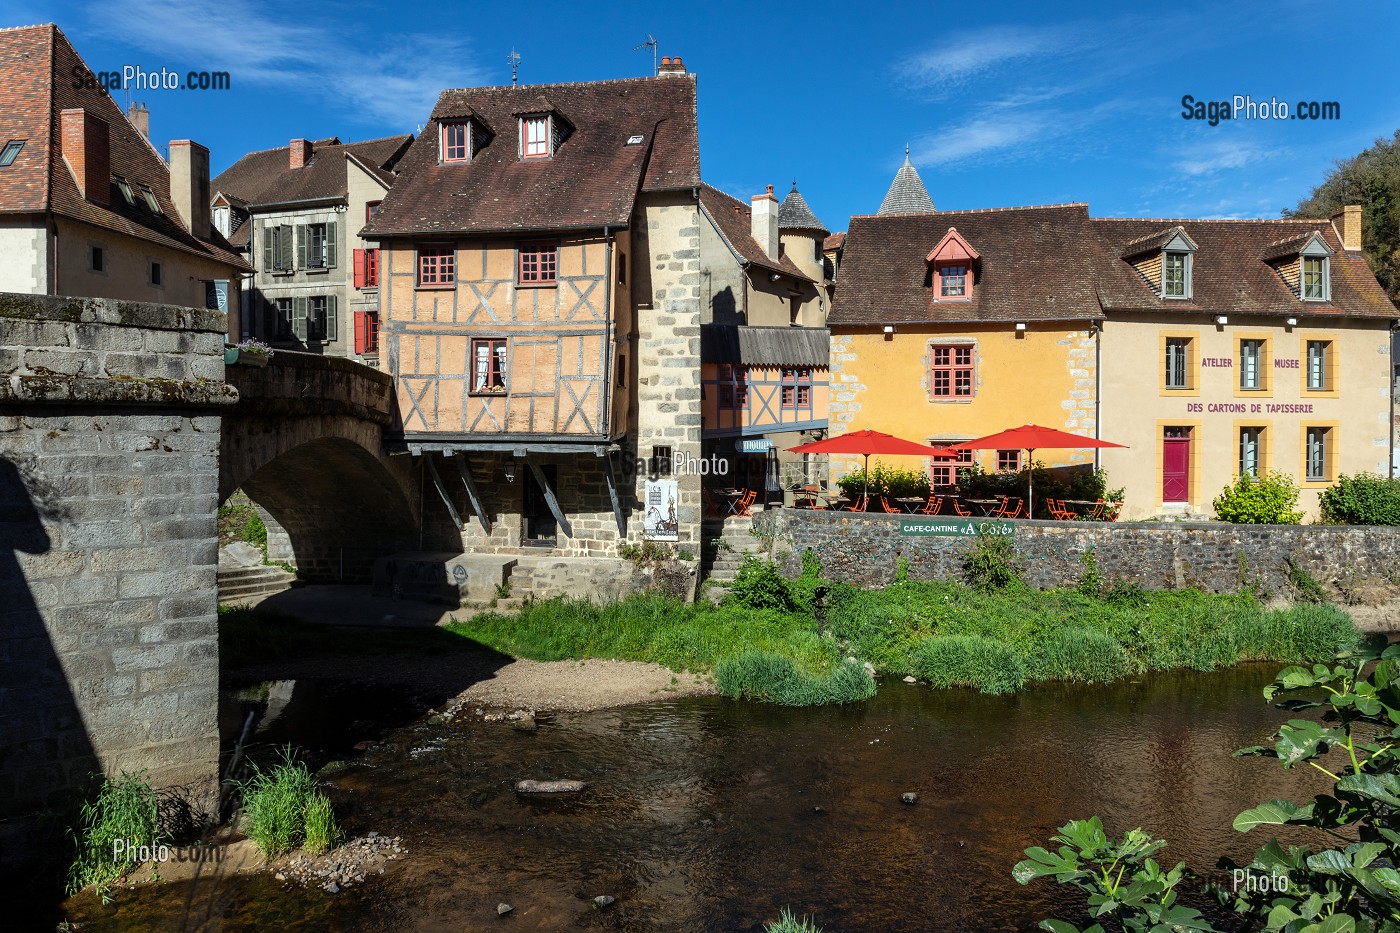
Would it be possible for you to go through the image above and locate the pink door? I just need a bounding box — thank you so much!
[1162,431,1190,502]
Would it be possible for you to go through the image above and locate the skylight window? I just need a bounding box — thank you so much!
[114,175,135,205]
[0,140,23,167]
[137,184,161,214]
[626,134,644,146]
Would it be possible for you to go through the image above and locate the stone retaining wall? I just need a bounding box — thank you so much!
[753,509,1400,599]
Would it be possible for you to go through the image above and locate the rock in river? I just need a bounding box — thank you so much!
[594,895,616,908]
[515,779,586,794]
[497,903,514,916]
[901,792,918,805]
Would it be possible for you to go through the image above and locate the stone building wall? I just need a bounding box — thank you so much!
[755,508,1400,599]
[0,293,232,860]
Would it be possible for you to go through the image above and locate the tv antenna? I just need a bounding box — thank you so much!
[508,48,521,86]
[632,34,657,76]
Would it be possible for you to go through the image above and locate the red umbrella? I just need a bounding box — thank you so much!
[790,429,958,501]
[952,424,1126,518]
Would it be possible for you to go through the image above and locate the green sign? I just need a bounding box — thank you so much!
[900,518,1015,537]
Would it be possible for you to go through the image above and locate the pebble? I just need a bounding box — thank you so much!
[515,779,586,793]
[901,792,918,805]
[324,882,340,894]
[277,833,406,892]
[594,895,616,908]
[903,675,917,684]
[512,717,538,733]
[497,903,514,916]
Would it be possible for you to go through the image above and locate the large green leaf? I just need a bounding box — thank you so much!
[1304,916,1355,933]
[1274,720,1340,768]
[1336,772,1400,807]
[1304,850,1351,875]
[1014,847,1084,884]
[1236,800,1312,832]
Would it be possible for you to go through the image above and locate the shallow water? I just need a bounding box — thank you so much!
[66,665,1329,932]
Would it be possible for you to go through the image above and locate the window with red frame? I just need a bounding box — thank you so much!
[937,264,968,299]
[353,310,380,355]
[470,338,508,393]
[441,122,469,162]
[518,241,558,285]
[717,364,748,410]
[366,201,381,224]
[417,245,454,287]
[931,448,974,487]
[781,367,813,409]
[931,345,974,397]
[997,449,1022,472]
[352,248,379,288]
[522,115,549,158]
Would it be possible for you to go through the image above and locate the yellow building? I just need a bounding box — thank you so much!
[828,198,1103,496]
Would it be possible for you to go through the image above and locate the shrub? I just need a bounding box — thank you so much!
[302,792,341,855]
[1319,471,1400,525]
[1032,628,1131,683]
[1076,548,1102,597]
[728,555,796,611]
[237,747,338,858]
[765,908,825,933]
[913,635,1027,695]
[1283,555,1327,603]
[836,460,931,500]
[1211,471,1303,524]
[963,533,1022,590]
[717,651,875,706]
[67,771,164,902]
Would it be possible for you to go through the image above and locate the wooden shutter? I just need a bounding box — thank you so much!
[352,249,365,289]
[325,221,337,268]
[293,296,308,341]
[261,223,273,271]
[325,295,338,341]
[296,224,308,270]
[278,225,292,271]
[353,311,368,355]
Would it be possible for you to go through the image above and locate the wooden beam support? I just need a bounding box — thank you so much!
[454,456,492,534]
[423,455,462,528]
[604,453,626,538]
[527,459,573,538]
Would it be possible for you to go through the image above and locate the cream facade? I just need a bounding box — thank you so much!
[1100,315,1393,521]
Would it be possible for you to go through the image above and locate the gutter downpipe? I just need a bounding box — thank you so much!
[1094,319,1103,473]
[600,225,613,437]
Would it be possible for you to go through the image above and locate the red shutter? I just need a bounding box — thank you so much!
[352,249,365,289]
[353,311,367,354]
[367,249,379,287]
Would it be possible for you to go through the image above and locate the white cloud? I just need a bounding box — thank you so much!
[82,0,482,126]
[902,26,1070,91]
[910,114,1057,166]
[1171,137,1280,178]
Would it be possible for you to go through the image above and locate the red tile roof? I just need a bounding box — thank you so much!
[0,24,248,271]
[698,184,813,282]
[365,76,700,237]
[1093,217,1394,318]
[211,135,412,209]
[823,232,846,251]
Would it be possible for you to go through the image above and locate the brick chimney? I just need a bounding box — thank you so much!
[59,108,110,205]
[751,184,779,260]
[127,101,150,140]
[290,138,312,169]
[169,140,211,239]
[1332,204,1363,252]
[657,55,687,76]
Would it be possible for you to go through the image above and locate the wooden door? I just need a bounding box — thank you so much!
[1162,429,1191,503]
[523,465,557,546]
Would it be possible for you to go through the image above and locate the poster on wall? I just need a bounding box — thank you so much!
[643,479,679,541]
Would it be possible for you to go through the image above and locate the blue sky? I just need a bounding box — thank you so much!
[11,0,1398,232]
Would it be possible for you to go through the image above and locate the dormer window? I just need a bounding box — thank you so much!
[441,121,471,162]
[522,115,550,159]
[1302,255,1330,301]
[1163,251,1190,298]
[926,228,979,302]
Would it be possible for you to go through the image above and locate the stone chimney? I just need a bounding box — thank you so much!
[657,55,687,76]
[290,138,312,169]
[1332,204,1363,252]
[59,108,109,205]
[127,101,150,140]
[751,184,779,260]
[169,140,211,239]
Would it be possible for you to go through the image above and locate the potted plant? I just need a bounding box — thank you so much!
[230,338,272,368]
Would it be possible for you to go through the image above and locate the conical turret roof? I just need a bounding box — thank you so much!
[778,183,827,234]
[877,150,936,215]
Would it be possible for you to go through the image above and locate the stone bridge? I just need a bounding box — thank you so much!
[222,350,420,581]
[0,293,423,868]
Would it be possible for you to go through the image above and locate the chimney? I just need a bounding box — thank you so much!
[751,184,779,260]
[127,101,150,140]
[1332,204,1363,252]
[657,55,687,76]
[169,140,211,239]
[59,108,110,205]
[290,138,312,169]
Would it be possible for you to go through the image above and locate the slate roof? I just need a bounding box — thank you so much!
[211,135,412,209]
[778,183,827,234]
[0,23,248,271]
[1093,217,1394,318]
[698,184,813,282]
[365,76,700,237]
[701,325,830,367]
[877,151,936,215]
[830,204,1103,325]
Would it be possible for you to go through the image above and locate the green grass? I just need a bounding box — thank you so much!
[913,634,1027,695]
[717,651,876,705]
[237,748,339,859]
[66,771,164,902]
[765,908,825,932]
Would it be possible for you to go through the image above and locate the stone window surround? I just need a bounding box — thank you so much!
[922,337,979,403]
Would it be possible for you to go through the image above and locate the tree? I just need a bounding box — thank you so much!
[1286,130,1400,308]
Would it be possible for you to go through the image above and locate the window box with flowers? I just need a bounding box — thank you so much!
[226,338,272,367]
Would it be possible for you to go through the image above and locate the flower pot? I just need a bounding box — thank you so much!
[224,346,239,365]
[240,352,269,368]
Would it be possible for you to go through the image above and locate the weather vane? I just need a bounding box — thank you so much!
[509,48,521,87]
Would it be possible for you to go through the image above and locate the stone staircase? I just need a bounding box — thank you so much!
[217,565,297,604]
[702,516,765,595]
